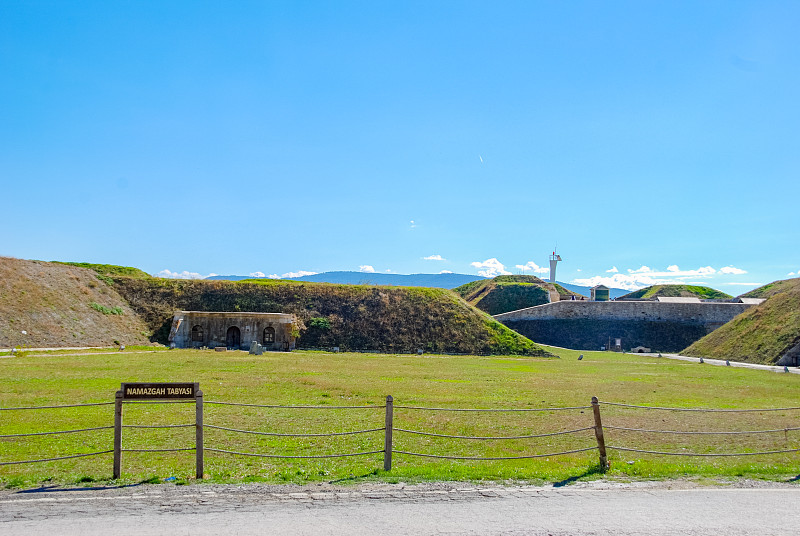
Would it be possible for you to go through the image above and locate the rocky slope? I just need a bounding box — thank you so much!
[0,257,151,348]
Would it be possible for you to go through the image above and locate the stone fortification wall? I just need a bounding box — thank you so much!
[495,301,752,330]
[494,301,754,353]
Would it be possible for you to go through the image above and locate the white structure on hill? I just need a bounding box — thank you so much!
[549,252,561,283]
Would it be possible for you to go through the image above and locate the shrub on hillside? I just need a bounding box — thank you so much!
[113,278,553,356]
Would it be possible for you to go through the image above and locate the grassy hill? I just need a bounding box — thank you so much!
[53,261,152,281]
[1,257,550,356]
[113,276,552,356]
[619,284,732,300]
[739,279,797,299]
[0,257,151,348]
[682,277,800,365]
[453,275,581,316]
[208,271,485,289]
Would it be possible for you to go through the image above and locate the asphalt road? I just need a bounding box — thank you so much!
[1,480,798,535]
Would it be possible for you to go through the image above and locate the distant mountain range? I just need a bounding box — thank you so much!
[206,271,485,289]
[205,271,630,297]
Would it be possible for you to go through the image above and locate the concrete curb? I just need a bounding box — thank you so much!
[645,352,800,375]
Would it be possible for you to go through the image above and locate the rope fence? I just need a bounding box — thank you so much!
[395,405,591,412]
[600,401,800,413]
[0,450,114,466]
[607,446,800,457]
[388,397,598,466]
[205,401,382,409]
[121,448,196,453]
[604,425,800,435]
[599,399,800,462]
[205,448,385,459]
[393,446,598,461]
[393,426,594,440]
[2,393,799,475]
[0,402,116,466]
[122,424,194,429]
[0,402,113,410]
[204,424,385,437]
[0,426,113,438]
[202,402,387,462]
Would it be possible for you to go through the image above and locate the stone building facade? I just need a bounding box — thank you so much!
[168,311,297,351]
[493,301,757,353]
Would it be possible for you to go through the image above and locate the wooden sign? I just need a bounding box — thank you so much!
[121,382,198,400]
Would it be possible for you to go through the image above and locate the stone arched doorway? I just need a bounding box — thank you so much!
[226,326,241,349]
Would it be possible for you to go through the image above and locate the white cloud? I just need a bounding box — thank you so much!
[471,258,511,278]
[359,265,376,273]
[157,269,211,280]
[684,266,716,277]
[440,270,454,274]
[606,266,618,273]
[249,271,265,278]
[625,265,716,278]
[719,266,747,275]
[409,220,417,229]
[267,270,318,279]
[572,263,749,291]
[282,270,318,278]
[789,272,796,277]
[515,261,549,274]
[423,254,445,261]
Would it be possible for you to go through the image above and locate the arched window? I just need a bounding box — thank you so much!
[263,326,275,344]
[191,325,204,342]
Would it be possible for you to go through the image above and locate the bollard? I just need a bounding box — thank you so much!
[384,395,393,471]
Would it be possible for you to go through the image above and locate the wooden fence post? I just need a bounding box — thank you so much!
[196,389,204,479]
[384,395,393,471]
[591,396,609,471]
[113,390,123,479]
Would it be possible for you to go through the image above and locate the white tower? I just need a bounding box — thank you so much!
[549,251,562,283]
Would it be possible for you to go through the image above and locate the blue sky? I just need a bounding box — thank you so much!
[1,1,798,293]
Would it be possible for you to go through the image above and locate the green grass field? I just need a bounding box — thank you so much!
[1,347,798,488]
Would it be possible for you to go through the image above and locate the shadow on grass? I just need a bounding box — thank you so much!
[328,469,380,484]
[787,474,800,482]
[14,477,161,494]
[552,465,606,488]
